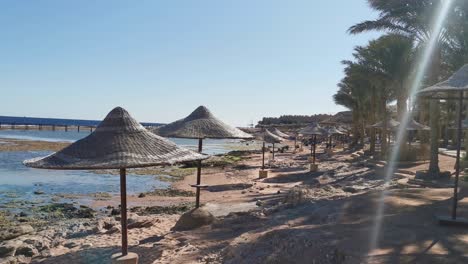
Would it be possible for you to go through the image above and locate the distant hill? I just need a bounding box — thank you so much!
[257,114,332,126]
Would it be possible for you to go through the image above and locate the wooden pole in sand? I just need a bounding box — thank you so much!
[195,138,203,208]
[294,136,297,153]
[272,143,275,160]
[313,135,317,164]
[453,91,463,220]
[262,141,265,170]
[119,168,128,256]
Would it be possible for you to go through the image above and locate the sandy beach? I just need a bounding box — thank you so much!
[1,138,468,263]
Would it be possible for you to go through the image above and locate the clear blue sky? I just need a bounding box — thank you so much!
[1,0,379,126]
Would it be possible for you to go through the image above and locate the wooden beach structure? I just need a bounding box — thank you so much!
[258,129,284,178]
[418,64,468,227]
[23,107,206,263]
[155,105,253,208]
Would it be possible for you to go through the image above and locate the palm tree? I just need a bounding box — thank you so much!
[348,0,468,175]
[336,35,413,156]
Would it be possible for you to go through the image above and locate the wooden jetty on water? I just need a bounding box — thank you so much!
[0,115,163,132]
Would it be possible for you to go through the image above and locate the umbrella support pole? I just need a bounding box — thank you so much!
[111,168,139,264]
[313,135,317,164]
[259,141,268,178]
[272,143,275,161]
[195,138,203,208]
[438,91,468,227]
[294,137,297,153]
[120,168,128,256]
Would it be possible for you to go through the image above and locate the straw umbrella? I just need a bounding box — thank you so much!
[271,127,290,139]
[257,129,283,178]
[418,64,468,226]
[156,106,252,208]
[299,123,326,165]
[23,107,206,261]
[405,119,430,146]
[370,118,401,129]
[324,126,345,149]
[264,129,284,161]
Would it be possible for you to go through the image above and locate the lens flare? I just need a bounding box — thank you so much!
[367,0,454,259]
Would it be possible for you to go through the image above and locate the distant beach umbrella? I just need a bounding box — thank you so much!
[370,118,401,130]
[299,123,326,164]
[324,126,345,149]
[261,129,284,167]
[418,64,468,225]
[270,127,290,139]
[156,106,252,139]
[405,119,430,131]
[24,107,207,259]
[155,105,253,208]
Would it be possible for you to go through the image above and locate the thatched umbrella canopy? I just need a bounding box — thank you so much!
[370,118,400,129]
[155,106,253,208]
[263,129,284,144]
[406,119,430,131]
[324,126,345,149]
[299,123,326,164]
[24,107,207,258]
[418,64,468,225]
[260,129,283,168]
[270,127,290,139]
[156,105,252,139]
[299,123,327,136]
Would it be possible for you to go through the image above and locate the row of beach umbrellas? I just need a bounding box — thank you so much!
[23,105,253,259]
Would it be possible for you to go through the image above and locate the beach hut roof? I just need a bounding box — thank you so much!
[263,129,284,144]
[271,128,290,139]
[23,107,207,170]
[298,123,326,136]
[155,106,253,139]
[370,118,400,129]
[418,64,468,98]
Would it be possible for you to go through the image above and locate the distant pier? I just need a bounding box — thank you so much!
[0,116,162,132]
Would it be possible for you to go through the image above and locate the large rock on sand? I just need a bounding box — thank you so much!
[172,208,215,231]
[0,225,35,241]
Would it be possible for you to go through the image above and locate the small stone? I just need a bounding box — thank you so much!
[33,190,45,195]
[106,226,121,234]
[81,243,93,248]
[138,193,146,198]
[0,239,23,258]
[63,242,79,249]
[15,244,39,257]
[128,220,153,229]
[111,208,121,216]
[256,200,264,206]
[343,186,358,193]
